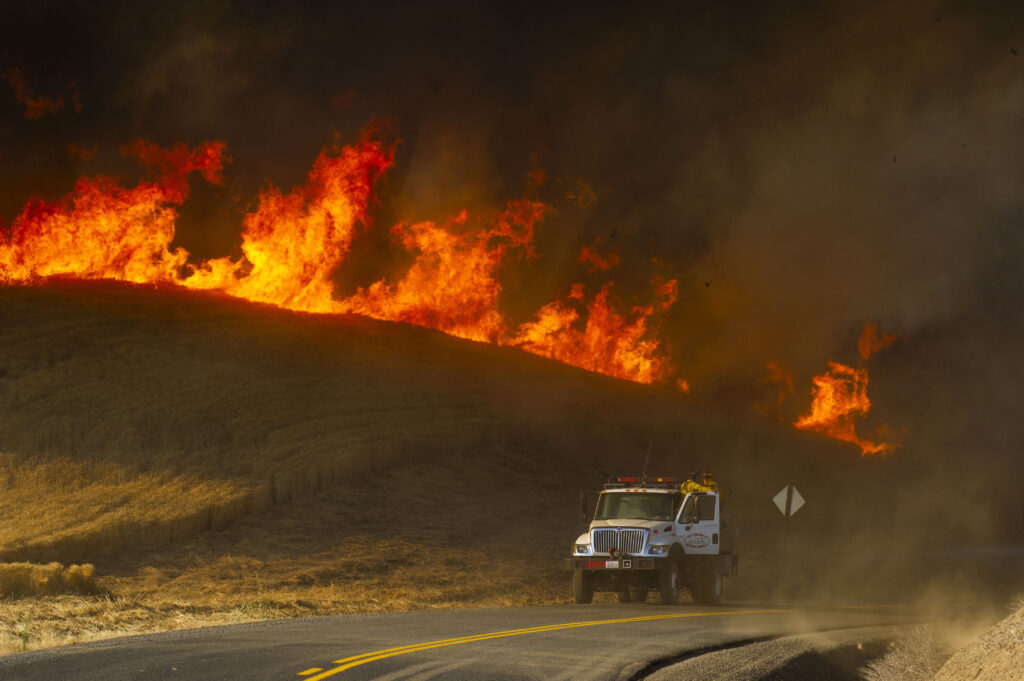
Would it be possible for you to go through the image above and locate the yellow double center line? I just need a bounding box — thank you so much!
[300,608,784,680]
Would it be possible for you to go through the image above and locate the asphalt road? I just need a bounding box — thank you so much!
[0,603,931,681]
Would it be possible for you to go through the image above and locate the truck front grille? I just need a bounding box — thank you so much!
[592,528,647,555]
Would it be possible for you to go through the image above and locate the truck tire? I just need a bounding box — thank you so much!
[573,569,594,604]
[658,562,681,605]
[692,563,722,605]
[629,586,649,603]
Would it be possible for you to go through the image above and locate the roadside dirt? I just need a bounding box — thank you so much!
[932,602,1024,681]
[643,625,900,681]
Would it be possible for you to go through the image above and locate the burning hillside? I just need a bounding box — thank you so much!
[0,134,678,386]
[2,1,1023,469]
[1,0,1022,663]
[0,131,909,455]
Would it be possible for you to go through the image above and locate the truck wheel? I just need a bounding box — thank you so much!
[692,564,722,605]
[658,562,681,605]
[573,570,594,604]
[629,586,649,603]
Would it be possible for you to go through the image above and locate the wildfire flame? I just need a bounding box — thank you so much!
[858,321,898,359]
[0,135,680,387]
[795,323,899,456]
[2,67,64,119]
[755,361,795,420]
[577,241,620,271]
[183,137,392,314]
[0,141,227,284]
[340,201,545,343]
[512,278,678,383]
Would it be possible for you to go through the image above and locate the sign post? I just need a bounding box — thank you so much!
[773,484,805,583]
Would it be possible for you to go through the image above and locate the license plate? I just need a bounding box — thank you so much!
[605,560,620,568]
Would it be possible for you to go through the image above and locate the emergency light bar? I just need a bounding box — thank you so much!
[615,476,676,483]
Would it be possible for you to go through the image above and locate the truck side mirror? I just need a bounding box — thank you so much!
[580,493,589,524]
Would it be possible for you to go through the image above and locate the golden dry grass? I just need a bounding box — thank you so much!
[0,281,884,655]
[0,445,624,654]
[0,459,252,561]
[0,562,96,598]
[0,281,681,562]
[0,594,220,654]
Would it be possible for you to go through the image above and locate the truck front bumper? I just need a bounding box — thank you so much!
[563,557,671,571]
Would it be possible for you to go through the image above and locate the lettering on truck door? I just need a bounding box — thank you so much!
[677,493,719,555]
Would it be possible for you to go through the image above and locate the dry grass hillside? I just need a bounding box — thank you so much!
[0,281,1001,653]
[0,281,848,563]
[932,601,1024,681]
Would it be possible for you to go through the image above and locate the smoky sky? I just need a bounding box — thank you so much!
[1,1,1022,420]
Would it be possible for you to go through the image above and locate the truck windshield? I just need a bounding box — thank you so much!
[594,493,675,521]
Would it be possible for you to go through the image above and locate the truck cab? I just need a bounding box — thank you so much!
[567,476,738,605]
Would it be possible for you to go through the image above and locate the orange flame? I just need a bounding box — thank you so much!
[0,141,227,284]
[577,242,620,271]
[184,138,392,314]
[339,201,544,343]
[0,135,681,388]
[512,278,678,384]
[2,67,64,119]
[858,321,898,359]
[795,322,900,455]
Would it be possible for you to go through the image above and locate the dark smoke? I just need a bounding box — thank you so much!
[0,1,1021,544]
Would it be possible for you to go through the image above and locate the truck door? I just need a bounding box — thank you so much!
[675,493,720,556]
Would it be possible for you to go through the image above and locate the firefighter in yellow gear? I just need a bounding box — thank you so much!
[680,469,719,494]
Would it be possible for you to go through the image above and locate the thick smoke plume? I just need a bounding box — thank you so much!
[0,1,1021,539]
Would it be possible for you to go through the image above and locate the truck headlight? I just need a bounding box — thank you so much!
[647,545,667,555]
[575,544,591,554]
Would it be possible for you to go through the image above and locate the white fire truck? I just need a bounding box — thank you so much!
[566,476,738,604]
